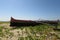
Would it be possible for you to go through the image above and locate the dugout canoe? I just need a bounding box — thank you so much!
[10,17,40,26]
[10,17,59,27]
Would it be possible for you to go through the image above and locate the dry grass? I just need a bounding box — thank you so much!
[0,22,60,40]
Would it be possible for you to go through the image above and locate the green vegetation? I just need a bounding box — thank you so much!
[0,21,10,24]
[0,22,60,40]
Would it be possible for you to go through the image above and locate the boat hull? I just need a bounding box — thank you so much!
[10,17,40,26]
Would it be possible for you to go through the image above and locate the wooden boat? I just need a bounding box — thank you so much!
[10,17,40,26]
[10,17,59,27]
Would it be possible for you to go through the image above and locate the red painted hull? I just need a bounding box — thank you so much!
[10,17,59,27]
[10,17,40,26]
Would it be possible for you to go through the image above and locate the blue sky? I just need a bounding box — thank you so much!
[0,0,60,21]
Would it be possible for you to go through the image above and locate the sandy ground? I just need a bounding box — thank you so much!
[0,23,60,40]
[0,23,29,40]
